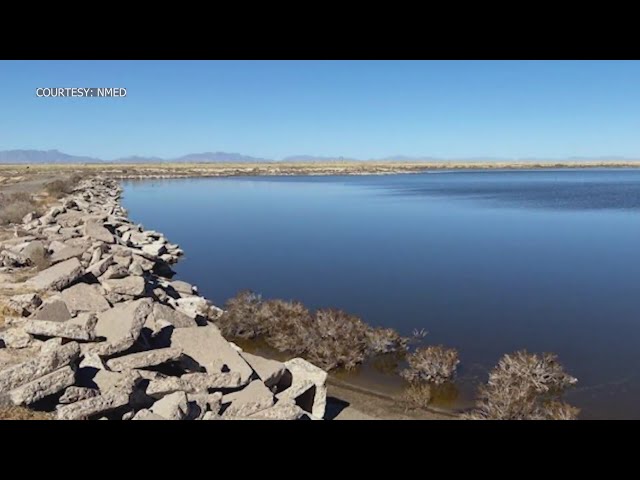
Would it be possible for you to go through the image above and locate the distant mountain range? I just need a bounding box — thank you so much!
[1,149,639,164]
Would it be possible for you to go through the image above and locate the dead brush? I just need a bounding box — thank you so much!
[0,192,39,225]
[402,382,433,410]
[401,345,460,385]
[465,350,579,420]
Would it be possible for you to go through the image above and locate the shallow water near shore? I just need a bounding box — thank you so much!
[122,169,640,419]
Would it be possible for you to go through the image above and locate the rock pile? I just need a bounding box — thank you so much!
[0,177,327,420]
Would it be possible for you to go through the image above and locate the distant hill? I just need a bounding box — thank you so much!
[1,149,640,165]
[0,149,102,164]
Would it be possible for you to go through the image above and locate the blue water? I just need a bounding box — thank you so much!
[122,169,640,419]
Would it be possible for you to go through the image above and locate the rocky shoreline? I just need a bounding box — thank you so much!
[0,176,329,420]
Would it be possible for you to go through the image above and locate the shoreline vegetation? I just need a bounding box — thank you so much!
[3,160,640,183]
[0,167,581,420]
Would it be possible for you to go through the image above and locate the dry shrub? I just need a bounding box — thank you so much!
[219,291,408,371]
[403,382,432,409]
[0,192,38,225]
[260,299,313,356]
[304,308,372,370]
[401,345,460,385]
[466,350,579,420]
[0,406,53,420]
[367,327,409,355]
[217,290,267,339]
[44,175,81,198]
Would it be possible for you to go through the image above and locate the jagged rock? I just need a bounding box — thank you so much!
[77,369,142,396]
[101,276,145,297]
[91,298,152,356]
[30,298,72,322]
[21,241,47,263]
[100,264,129,280]
[22,212,36,224]
[27,257,84,291]
[248,398,306,420]
[49,245,85,265]
[105,347,184,372]
[0,328,33,349]
[86,254,114,277]
[131,255,155,271]
[84,221,115,244]
[171,296,212,319]
[142,243,167,257]
[61,282,110,314]
[59,386,100,404]
[149,303,197,329]
[9,366,75,405]
[56,390,130,420]
[68,312,99,331]
[56,212,84,228]
[169,325,253,383]
[132,409,167,420]
[146,372,242,398]
[150,391,189,420]
[222,380,275,418]
[128,262,144,276]
[7,293,42,316]
[0,341,80,393]
[113,254,132,269]
[22,319,95,341]
[186,391,222,419]
[0,250,31,268]
[169,280,195,295]
[202,412,222,420]
[240,351,286,388]
[43,225,61,235]
[277,358,328,419]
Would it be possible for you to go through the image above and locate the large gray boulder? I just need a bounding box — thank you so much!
[0,341,80,393]
[22,319,96,341]
[86,254,114,278]
[59,386,100,404]
[84,221,115,244]
[61,282,110,314]
[277,358,328,419]
[169,325,253,384]
[105,347,184,372]
[148,303,197,329]
[6,293,42,317]
[30,298,72,322]
[150,391,189,420]
[92,298,153,356]
[222,380,275,418]
[49,245,85,265]
[101,276,145,297]
[9,366,75,406]
[240,351,286,388]
[146,372,242,398]
[27,257,84,291]
[56,391,130,420]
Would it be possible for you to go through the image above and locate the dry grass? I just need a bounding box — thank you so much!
[465,350,579,420]
[0,192,39,225]
[401,345,460,385]
[0,406,53,420]
[43,175,82,198]
[402,383,432,410]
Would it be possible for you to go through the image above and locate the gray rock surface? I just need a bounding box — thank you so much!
[23,319,95,341]
[150,391,189,420]
[9,366,75,405]
[30,298,72,322]
[222,380,275,418]
[27,257,84,291]
[105,347,184,372]
[101,276,145,296]
[61,282,110,314]
[240,351,286,388]
[170,325,253,384]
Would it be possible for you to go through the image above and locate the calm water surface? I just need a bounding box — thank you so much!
[122,169,640,419]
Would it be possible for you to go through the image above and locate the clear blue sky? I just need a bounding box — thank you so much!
[1,60,639,160]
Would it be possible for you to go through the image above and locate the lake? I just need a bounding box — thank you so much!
[122,169,640,419]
